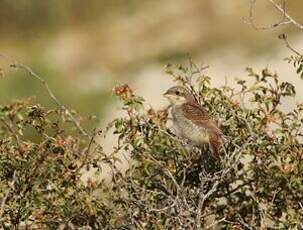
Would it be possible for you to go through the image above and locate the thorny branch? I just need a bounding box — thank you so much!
[195,136,255,229]
[246,0,303,56]
[246,0,289,30]
[11,63,90,138]
[246,0,303,31]
[278,33,303,56]
[267,0,303,30]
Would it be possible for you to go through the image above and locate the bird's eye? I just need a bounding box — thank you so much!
[175,91,180,95]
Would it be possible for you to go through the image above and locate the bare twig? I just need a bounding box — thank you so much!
[238,214,255,230]
[245,0,290,30]
[205,217,226,230]
[267,0,303,30]
[195,136,254,229]
[74,129,97,176]
[187,57,209,104]
[196,178,220,229]
[10,63,89,137]
[278,33,303,56]
[246,0,303,31]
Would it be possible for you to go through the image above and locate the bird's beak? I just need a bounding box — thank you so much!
[163,91,169,97]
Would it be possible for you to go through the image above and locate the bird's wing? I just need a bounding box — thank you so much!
[182,102,209,121]
[182,102,222,135]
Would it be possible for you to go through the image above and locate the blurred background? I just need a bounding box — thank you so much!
[0,0,303,130]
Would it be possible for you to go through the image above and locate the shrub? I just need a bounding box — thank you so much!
[108,65,302,229]
[0,98,112,228]
[0,64,302,229]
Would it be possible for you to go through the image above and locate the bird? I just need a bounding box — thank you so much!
[163,86,223,157]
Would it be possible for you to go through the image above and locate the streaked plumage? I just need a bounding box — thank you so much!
[164,86,223,156]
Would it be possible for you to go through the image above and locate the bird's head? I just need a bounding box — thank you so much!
[163,86,195,105]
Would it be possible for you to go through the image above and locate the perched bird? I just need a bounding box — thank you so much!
[164,86,223,157]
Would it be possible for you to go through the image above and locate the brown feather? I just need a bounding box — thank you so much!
[182,102,223,156]
[209,132,223,156]
[181,102,209,121]
[182,103,221,133]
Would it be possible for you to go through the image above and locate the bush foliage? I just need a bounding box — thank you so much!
[0,64,302,229]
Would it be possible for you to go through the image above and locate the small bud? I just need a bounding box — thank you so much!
[278,33,287,40]
[112,84,133,99]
